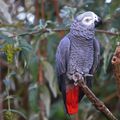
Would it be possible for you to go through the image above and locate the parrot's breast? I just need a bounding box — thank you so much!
[67,35,94,75]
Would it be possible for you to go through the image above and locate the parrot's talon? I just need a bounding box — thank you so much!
[73,72,84,83]
[74,82,78,86]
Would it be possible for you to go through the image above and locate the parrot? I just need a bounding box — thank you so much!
[55,11,102,115]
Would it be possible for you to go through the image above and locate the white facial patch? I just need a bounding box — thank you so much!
[91,12,99,22]
[82,16,94,26]
[76,11,99,26]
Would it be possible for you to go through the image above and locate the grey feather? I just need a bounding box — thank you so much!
[90,37,100,74]
[56,35,70,76]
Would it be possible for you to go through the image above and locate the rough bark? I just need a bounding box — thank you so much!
[111,43,120,99]
[52,0,62,23]
[41,0,45,19]
[34,0,39,24]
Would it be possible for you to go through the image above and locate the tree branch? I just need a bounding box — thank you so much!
[111,43,120,99]
[8,28,120,38]
[78,79,118,120]
[9,29,49,38]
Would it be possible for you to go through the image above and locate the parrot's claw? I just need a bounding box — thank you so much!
[73,72,84,83]
[74,82,78,86]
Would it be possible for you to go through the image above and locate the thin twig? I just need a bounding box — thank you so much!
[103,92,117,104]
[96,29,120,36]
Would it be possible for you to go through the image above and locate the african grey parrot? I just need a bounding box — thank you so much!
[56,11,102,115]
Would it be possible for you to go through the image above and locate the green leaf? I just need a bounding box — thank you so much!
[42,61,57,97]
[0,33,14,45]
[28,83,39,112]
[83,0,94,4]
[18,37,32,63]
[3,78,15,91]
[29,113,39,120]
[49,100,65,120]
[18,38,32,52]
[47,34,60,63]
[59,6,76,27]
[29,55,39,81]
[39,85,51,118]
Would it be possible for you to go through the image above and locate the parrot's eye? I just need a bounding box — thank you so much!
[85,18,90,22]
[82,16,93,26]
[83,17,92,22]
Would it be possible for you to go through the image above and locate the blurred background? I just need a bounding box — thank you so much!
[0,0,120,120]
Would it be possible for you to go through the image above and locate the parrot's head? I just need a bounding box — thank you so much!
[76,11,102,28]
[70,11,102,39]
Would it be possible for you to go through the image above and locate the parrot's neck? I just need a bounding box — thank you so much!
[70,20,95,39]
[70,28,95,39]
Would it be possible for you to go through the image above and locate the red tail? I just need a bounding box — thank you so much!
[66,85,79,114]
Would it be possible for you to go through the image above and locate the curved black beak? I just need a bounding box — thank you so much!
[95,17,102,27]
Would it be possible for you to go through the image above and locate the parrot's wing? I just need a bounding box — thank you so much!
[90,38,100,74]
[56,35,70,90]
[56,35,70,75]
